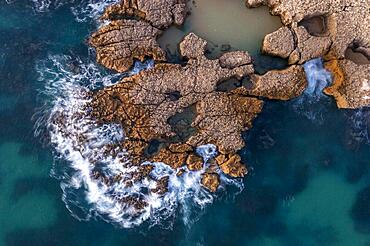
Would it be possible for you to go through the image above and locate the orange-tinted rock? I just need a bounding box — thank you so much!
[186,154,204,171]
[201,173,220,192]
[151,147,187,169]
[324,59,370,109]
[217,154,247,178]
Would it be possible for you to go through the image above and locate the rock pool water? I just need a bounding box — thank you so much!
[0,0,370,245]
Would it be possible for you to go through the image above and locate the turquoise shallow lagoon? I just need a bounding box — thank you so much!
[1,0,370,245]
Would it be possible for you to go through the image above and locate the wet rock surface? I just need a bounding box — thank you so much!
[248,0,370,108]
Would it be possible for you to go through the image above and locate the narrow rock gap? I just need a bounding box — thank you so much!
[252,54,289,75]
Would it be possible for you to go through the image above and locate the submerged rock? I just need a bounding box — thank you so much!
[351,185,370,233]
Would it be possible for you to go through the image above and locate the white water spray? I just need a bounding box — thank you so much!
[35,55,243,228]
[303,58,332,98]
[293,58,333,123]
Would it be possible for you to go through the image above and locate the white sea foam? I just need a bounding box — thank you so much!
[71,0,121,22]
[35,55,243,228]
[303,58,332,98]
[7,0,119,22]
[293,58,333,123]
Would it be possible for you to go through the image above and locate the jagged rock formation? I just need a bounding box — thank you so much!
[88,0,315,193]
[247,0,370,108]
[90,0,187,73]
[90,33,264,192]
[324,59,370,108]
[234,65,307,100]
[100,0,187,28]
[90,20,166,73]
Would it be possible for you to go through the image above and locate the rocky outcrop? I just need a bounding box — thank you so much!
[234,65,307,100]
[90,33,263,192]
[324,59,370,109]
[247,0,370,108]
[100,0,187,29]
[89,20,166,73]
[262,26,295,59]
[219,51,253,68]
[290,26,332,64]
[216,154,247,178]
[201,173,220,192]
[90,0,188,73]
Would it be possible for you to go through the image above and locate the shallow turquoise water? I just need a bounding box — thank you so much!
[1,1,370,245]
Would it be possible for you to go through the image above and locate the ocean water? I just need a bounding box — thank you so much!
[1,0,370,245]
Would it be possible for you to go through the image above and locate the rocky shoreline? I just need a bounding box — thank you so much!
[83,0,369,205]
[247,0,370,108]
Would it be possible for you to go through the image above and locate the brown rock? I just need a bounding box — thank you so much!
[218,154,248,177]
[219,51,253,69]
[262,26,295,59]
[151,176,169,194]
[234,65,307,100]
[324,59,370,109]
[101,0,188,29]
[90,33,262,184]
[151,147,187,169]
[89,20,166,73]
[186,154,204,171]
[247,0,370,108]
[292,26,332,64]
[201,173,220,192]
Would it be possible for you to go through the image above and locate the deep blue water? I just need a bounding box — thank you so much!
[1,1,370,245]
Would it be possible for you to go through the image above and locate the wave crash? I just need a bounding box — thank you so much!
[34,55,244,229]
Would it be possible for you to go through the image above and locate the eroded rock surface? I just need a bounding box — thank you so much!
[90,20,166,73]
[324,59,370,109]
[234,65,307,100]
[101,0,187,29]
[247,0,370,108]
[91,0,188,73]
[90,33,263,192]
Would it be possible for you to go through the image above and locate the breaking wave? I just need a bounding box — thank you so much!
[292,58,333,123]
[71,0,120,22]
[34,55,243,228]
[6,0,119,22]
